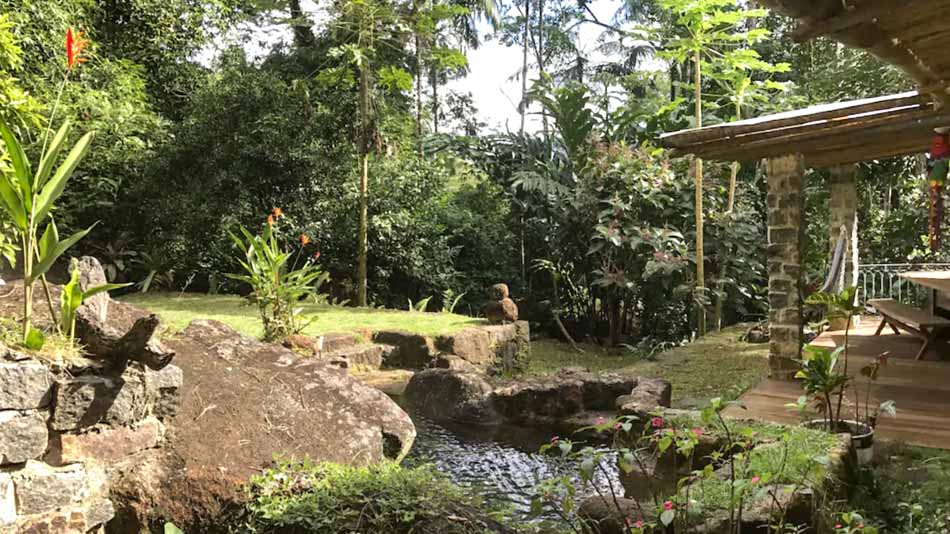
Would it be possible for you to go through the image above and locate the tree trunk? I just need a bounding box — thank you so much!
[415,32,424,141]
[287,0,316,48]
[357,64,372,307]
[694,50,706,336]
[358,151,369,307]
[535,0,549,136]
[520,0,530,134]
[431,67,439,134]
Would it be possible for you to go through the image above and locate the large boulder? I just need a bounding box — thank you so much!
[616,378,672,420]
[109,319,416,532]
[404,368,499,423]
[579,495,653,534]
[373,330,436,368]
[491,369,636,425]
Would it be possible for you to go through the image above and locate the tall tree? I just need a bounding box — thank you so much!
[659,0,772,335]
[331,0,411,306]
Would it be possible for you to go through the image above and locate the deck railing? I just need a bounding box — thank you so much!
[858,263,950,306]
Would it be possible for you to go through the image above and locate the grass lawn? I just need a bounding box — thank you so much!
[121,293,485,338]
[526,325,769,409]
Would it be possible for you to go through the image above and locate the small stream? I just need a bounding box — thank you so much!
[395,398,624,518]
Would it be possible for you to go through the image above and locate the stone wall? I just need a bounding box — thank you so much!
[0,346,181,532]
[766,154,806,379]
[828,164,859,291]
[376,321,530,373]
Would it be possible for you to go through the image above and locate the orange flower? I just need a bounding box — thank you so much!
[272,207,283,218]
[266,214,275,226]
[66,27,88,70]
[300,234,310,246]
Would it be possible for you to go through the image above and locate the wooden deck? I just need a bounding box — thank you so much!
[726,321,950,449]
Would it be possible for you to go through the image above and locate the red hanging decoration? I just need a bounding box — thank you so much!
[929,131,950,252]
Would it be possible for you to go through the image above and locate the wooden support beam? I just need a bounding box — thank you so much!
[793,0,915,42]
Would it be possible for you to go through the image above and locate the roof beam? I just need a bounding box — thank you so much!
[793,0,909,42]
[673,105,933,160]
[659,92,924,148]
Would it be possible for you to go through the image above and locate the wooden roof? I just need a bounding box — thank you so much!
[757,0,950,104]
[659,91,950,167]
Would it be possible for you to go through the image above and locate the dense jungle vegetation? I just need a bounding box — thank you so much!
[0,0,923,345]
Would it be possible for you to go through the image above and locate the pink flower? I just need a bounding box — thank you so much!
[835,524,842,530]
[634,520,644,528]
[614,422,623,430]
[751,476,760,484]
[550,436,559,443]
[663,500,674,511]
[596,417,606,425]
[651,417,664,428]
[692,427,704,437]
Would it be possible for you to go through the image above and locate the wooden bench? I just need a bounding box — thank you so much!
[868,298,950,360]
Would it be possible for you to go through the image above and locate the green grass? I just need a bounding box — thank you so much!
[526,325,769,408]
[121,293,485,338]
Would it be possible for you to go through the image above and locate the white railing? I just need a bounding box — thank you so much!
[858,263,950,306]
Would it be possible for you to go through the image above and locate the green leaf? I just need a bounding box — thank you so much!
[660,509,675,526]
[38,220,59,258]
[24,327,44,350]
[0,173,26,229]
[0,118,33,202]
[33,131,94,223]
[34,121,71,190]
[164,523,185,534]
[82,282,132,299]
[33,224,95,279]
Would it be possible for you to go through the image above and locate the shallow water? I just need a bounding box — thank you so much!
[397,399,623,517]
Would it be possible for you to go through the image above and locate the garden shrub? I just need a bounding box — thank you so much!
[234,460,518,534]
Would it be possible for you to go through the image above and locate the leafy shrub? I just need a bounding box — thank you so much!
[227,209,328,341]
[234,460,517,534]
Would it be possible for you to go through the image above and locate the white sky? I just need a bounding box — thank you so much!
[199,0,628,134]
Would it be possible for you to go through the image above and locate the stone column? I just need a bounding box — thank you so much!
[766,154,806,379]
[828,165,859,291]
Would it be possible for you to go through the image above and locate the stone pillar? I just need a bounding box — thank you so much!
[766,155,806,379]
[828,165,859,291]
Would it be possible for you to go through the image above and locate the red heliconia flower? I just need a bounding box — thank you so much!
[272,207,283,218]
[66,27,88,70]
[300,234,310,246]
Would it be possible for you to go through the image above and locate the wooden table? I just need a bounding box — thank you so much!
[899,271,950,315]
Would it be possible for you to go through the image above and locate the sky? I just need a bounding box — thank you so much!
[199,0,628,134]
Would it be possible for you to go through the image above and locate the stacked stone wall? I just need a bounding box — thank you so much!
[766,155,806,379]
[0,346,181,532]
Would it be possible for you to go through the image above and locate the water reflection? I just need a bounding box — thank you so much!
[398,399,623,517]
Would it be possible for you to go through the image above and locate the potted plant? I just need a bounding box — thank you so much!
[791,286,895,464]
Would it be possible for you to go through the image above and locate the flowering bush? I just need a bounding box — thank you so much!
[227,208,328,341]
[0,26,94,349]
[532,398,836,533]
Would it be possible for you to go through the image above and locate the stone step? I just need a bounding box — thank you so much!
[317,333,362,353]
[321,343,395,371]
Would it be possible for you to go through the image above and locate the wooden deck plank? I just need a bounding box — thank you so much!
[725,323,950,450]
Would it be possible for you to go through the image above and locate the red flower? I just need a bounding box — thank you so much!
[651,416,664,428]
[66,27,88,70]
[692,427,704,437]
[750,476,761,484]
[314,250,321,260]
[663,500,674,511]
